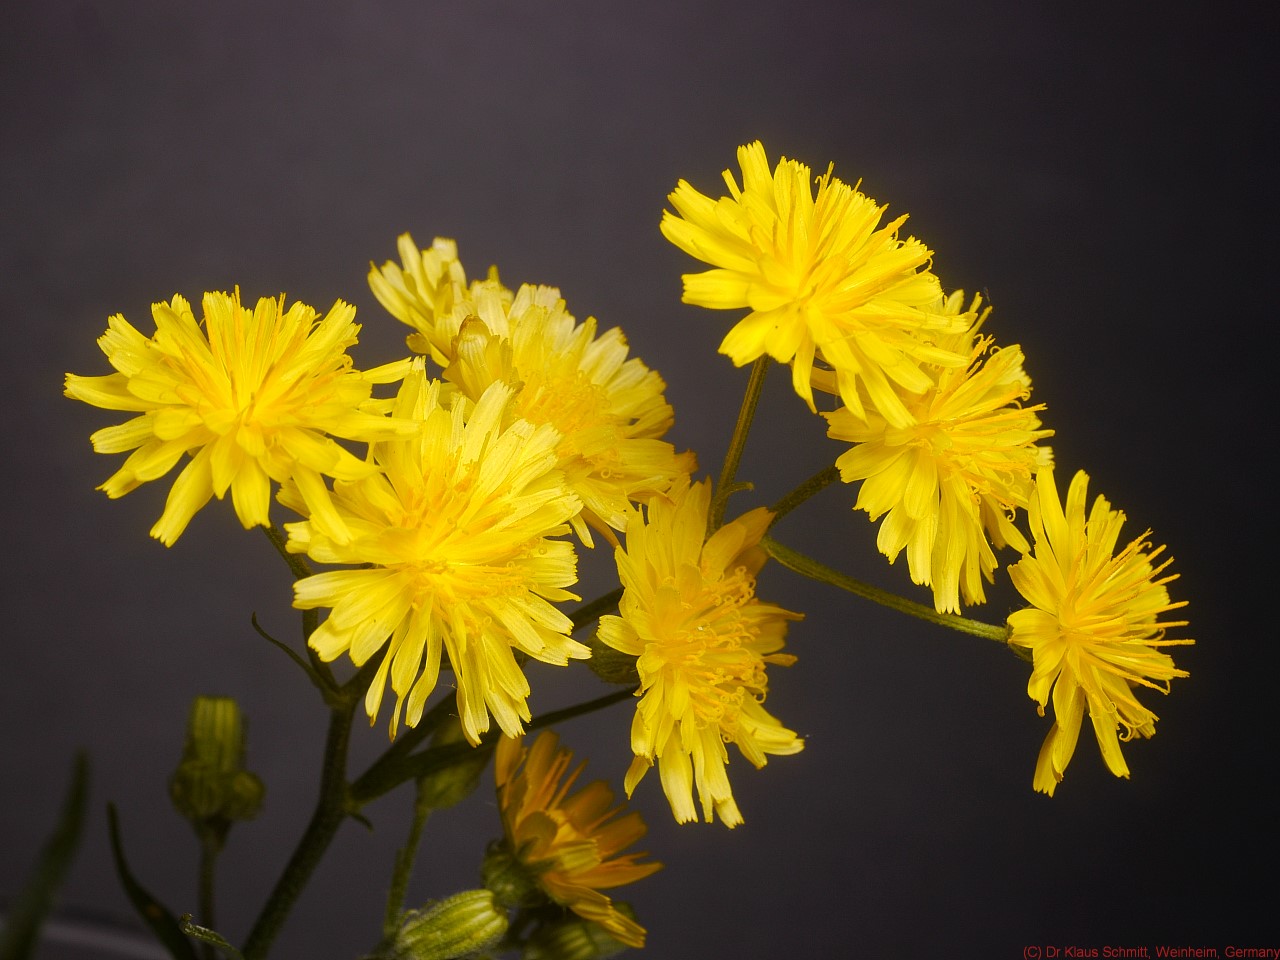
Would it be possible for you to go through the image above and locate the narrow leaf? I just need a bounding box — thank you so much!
[106,804,199,960]
[179,917,245,960]
[0,753,90,960]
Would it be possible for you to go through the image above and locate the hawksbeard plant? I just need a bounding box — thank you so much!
[38,140,1191,959]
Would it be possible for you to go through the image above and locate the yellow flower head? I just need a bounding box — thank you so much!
[494,732,660,949]
[1006,468,1192,795]
[64,290,411,545]
[598,479,803,827]
[368,232,511,365]
[661,140,969,422]
[285,364,587,743]
[444,283,696,547]
[824,293,1054,613]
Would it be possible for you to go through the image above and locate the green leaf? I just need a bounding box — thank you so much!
[0,752,90,960]
[179,917,245,960]
[250,613,336,698]
[106,804,199,960]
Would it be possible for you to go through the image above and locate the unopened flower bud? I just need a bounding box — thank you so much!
[169,697,263,831]
[221,769,266,821]
[586,631,640,686]
[390,889,508,960]
[480,839,541,910]
[522,906,637,960]
[416,717,489,810]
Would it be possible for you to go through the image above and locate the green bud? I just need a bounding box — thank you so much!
[188,697,245,767]
[391,889,508,960]
[221,769,265,821]
[480,840,541,910]
[169,758,225,822]
[417,717,489,810]
[522,907,636,960]
[586,631,640,686]
[169,697,263,830]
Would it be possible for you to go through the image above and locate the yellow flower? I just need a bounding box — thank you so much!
[661,140,968,422]
[445,284,696,546]
[285,364,587,743]
[64,290,411,545]
[368,232,510,365]
[598,479,803,827]
[1006,468,1192,795]
[493,732,660,949]
[824,293,1054,612]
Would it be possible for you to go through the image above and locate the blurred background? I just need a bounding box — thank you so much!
[2,1,1273,957]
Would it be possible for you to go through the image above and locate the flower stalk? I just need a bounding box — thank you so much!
[240,702,354,960]
[761,535,1010,643]
[768,464,841,527]
[349,687,636,807]
[569,587,624,634]
[198,832,219,933]
[709,355,769,532]
[381,778,435,940]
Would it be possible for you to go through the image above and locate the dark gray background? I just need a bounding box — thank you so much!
[3,1,1274,958]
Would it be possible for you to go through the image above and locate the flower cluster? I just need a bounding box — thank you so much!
[663,144,1056,616]
[663,140,1191,790]
[373,235,696,547]
[63,140,1197,960]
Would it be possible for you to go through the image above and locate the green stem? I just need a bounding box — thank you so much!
[569,587,624,634]
[300,611,337,693]
[351,739,490,810]
[762,536,1010,643]
[195,832,220,960]
[261,524,312,581]
[710,356,770,532]
[260,526,337,695]
[768,464,841,527]
[525,686,636,730]
[381,780,434,939]
[250,613,337,703]
[351,695,458,815]
[241,704,354,960]
[198,831,219,932]
[349,688,636,807]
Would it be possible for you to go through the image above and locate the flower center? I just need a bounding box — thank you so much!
[646,567,770,732]
[516,367,614,458]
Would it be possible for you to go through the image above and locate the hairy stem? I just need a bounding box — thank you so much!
[350,695,458,814]
[260,525,337,692]
[198,831,219,932]
[768,464,841,527]
[762,536,1010,643]
[569,587,624,634]
[241,704,354,960]
[260,524,312,581]
[349,687,636,807]
[710,356,770,532]
[381,780,434,939]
